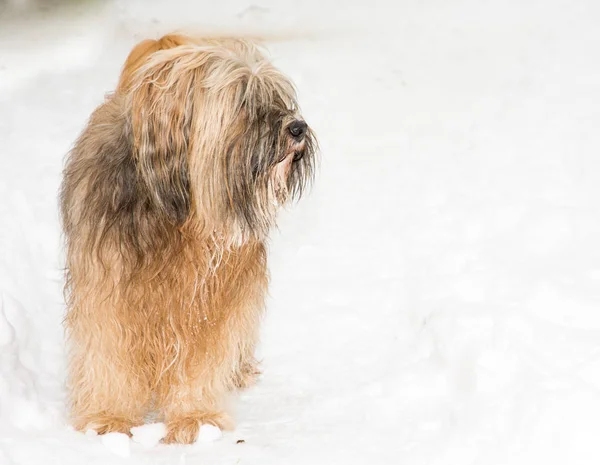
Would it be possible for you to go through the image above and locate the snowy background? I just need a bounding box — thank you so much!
[1,0,600,463]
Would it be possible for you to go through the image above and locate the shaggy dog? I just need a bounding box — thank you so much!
[60,34,316,444]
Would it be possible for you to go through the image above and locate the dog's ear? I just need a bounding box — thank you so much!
[118,34,195,92]
[128,55,195,226]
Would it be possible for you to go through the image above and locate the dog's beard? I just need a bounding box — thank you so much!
[218,112,315,247]
[270,135,307,206]
[225,139,313,247]
[272,156,293,206]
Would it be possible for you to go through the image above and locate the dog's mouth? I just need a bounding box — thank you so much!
[270,138,303,204]
[287,137,307,162]
[274,151,295,182]
[275,136,306,165]
[279,149,304,165]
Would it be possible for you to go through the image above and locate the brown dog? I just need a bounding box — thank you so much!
[60,34,316,444]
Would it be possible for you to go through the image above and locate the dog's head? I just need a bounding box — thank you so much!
[122,36,316,244]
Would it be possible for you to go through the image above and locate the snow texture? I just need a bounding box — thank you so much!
[100,433,131,458]
[130,423,167,448]
[1,0,600,464]
[196,425,222,444]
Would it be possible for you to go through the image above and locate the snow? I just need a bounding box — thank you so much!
[130,423,167,448]
[1,0,600,464]
[196,425,222,444]
[100,433,131,458]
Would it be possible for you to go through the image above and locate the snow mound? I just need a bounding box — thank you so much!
[196,424,222,443]
[131,422,167,447]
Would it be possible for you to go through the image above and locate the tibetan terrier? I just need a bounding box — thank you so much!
[60,34,316,444]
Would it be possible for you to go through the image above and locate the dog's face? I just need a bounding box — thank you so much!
[126,39,316,244]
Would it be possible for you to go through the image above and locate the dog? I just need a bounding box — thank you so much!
[60,33,316,444]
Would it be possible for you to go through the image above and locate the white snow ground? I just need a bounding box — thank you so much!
[1,0,600,463]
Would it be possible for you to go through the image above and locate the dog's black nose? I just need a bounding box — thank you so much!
[288,120,307,139]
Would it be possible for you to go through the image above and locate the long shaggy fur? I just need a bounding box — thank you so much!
[60,34,316,444]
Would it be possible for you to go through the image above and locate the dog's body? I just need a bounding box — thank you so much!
[60,35,315,444]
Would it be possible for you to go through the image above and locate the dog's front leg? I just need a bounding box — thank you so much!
[66,310,151,435]
[157,302,261,443]
[157,347,235,444]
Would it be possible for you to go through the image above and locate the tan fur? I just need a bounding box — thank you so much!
[60,34,316,444]
[117,34,196,92]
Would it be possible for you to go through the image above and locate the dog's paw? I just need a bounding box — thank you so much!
[74,413,139,436]
[163,411,233,444]
[233,360,261,390]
